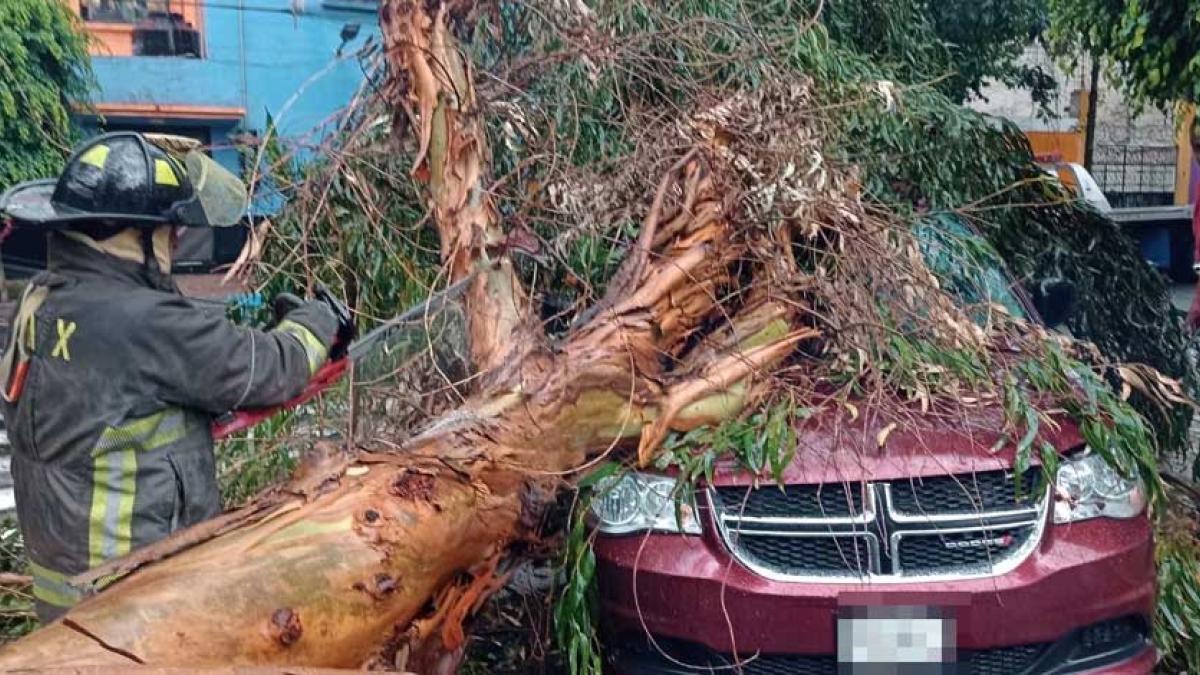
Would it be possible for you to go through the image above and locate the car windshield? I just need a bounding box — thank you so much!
[914,214,1028,323]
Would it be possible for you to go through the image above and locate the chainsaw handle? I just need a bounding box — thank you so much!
[211,357,350,440]
[315,284,356,361]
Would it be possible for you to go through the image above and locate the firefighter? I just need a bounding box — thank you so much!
[0,132,339,622]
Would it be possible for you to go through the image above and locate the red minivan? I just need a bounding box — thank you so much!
[591,217,1156,674]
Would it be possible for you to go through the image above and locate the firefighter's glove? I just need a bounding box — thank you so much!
[271,292,305,326]
[315,284,356,360]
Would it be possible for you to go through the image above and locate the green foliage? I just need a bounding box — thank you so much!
[1005,343,1162,504]
[824,0,1055,110]
[457,2,1193,669]
[1156,510,1200,672]
[552,501,602,675]
[0,522,34,640]
[658,403,802,490]
[1047,0,1200,109]
[215,410,302,508]
[0,0,93,191]
[252,113,439,329]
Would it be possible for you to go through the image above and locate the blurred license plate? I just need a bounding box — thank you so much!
[838,606,955,673]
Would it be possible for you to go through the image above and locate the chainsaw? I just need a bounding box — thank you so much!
[211,276,473,439]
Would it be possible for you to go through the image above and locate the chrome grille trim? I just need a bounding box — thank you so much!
[712,471,1049,583]
[883,483,1042,524]
[723,530,880,579]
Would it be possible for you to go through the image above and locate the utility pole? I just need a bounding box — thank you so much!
[1083,55,1100,171]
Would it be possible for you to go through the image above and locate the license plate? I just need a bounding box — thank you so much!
[837,606,956,673]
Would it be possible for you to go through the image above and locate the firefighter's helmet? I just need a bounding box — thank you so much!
[0,132,247,229]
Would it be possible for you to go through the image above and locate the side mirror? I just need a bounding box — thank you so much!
[1030,278,1075,328]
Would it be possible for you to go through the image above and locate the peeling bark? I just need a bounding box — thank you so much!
[380,0,534,374]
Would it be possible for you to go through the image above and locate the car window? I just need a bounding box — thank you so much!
[914,214,1028,323]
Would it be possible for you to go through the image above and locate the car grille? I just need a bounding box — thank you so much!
[895,524,1038,573]
[735,534,873,577]
[716,482,866,518]
[890,469,1041,515]
[712,468,1048,580]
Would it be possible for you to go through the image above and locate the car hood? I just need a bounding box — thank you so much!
[707,401,1083,486]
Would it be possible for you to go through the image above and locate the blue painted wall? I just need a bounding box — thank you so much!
[81,1,378,176]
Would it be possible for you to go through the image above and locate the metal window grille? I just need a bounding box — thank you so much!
[1092,144,1177,208]
[79,0,169,23]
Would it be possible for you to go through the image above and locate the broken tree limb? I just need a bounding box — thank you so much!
[380,0,535,374]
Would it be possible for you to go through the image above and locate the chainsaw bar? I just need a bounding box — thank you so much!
[212,274,475,439]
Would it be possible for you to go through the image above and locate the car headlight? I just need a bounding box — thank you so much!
[590,473,702,535]
[1053,451,1146,524]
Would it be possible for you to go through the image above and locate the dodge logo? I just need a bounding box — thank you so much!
[943,534,1014,550]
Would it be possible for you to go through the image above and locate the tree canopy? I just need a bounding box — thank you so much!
[1047,0,1200,109]
[823,0,1055,110]
[0,0,92,191]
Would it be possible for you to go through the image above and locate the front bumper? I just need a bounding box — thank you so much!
[596,513,1155,673]
[608,620,1154,674]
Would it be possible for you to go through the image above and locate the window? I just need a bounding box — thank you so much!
[79,0,201,58]
[80,0,169,23]
[915,216,1029,323]
[133,23,202,57]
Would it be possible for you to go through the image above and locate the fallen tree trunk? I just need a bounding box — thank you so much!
[0,3,820,669]
[31,669,380,675]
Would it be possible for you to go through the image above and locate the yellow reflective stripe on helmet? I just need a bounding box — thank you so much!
[154,159,180,186]
[28,561,81,608]
[79,144,110,169]
[275,319,328,375]
[87,409,191,567]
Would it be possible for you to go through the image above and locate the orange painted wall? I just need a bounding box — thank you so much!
[72,1,204,57]
[86,23,134,56]
[1027,130,1085,165]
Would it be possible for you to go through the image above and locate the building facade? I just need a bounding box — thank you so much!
[76,0,377,165]
[4,0,379,272]
[970,43,1193,209]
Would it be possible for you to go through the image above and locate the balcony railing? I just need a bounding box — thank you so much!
[79,0,168,23]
